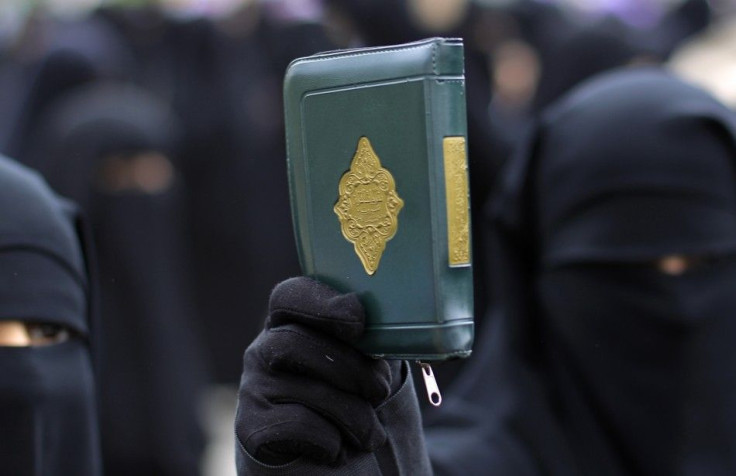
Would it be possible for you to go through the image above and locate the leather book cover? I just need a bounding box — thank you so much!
[283,38,473,360]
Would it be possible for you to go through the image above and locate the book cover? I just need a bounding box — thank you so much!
[283,37,473,360]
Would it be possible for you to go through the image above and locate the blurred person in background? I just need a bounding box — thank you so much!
[185,0,335,384]
[0,154,101,476]
[527,0,711,112]
[529,22,653,112]
[20,81,208,476]
[0,4,134,159]
[234,67,736,475]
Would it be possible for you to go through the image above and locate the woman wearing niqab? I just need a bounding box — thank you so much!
[425,67,736,475]
[0,155,100,475]
[21,83,207,476]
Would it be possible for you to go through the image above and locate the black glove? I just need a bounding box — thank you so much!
[235,276,402,466]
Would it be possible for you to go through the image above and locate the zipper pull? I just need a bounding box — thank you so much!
[417,361,442,407]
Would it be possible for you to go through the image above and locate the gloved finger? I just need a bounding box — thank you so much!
[261,371,388,453]
[261,324,393,405]
[267,277,364,341]
[236,399,343,464]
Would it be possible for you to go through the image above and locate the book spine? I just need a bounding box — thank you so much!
[426,45,474,331]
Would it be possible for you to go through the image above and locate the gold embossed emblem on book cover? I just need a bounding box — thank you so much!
[334,137,404,275]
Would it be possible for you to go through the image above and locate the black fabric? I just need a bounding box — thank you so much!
[531,23,641,112]
[0,252,86,332]
[3,11,136,161]
[0,53,28,153]
[4,50,95,159]
[530,0,712,113]
[535,69,736,263]
[0,155,101,475]
[181,15,312,382]
[634,0,712,59]
[426,67,736,475]
[236,277,404,466]
[533,68,736,475]
[20,83,207,476]
[236,367,430,476]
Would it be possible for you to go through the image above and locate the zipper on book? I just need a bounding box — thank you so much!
[416,361,442,406]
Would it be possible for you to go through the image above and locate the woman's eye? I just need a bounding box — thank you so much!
[25,323,71,346]
[655,255,696,276]
[653,254,731,276]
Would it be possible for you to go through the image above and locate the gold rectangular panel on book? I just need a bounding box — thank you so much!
[283,38,474,360]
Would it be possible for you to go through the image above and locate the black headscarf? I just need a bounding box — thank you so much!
[425,68,736,475]
[0,155,101,476]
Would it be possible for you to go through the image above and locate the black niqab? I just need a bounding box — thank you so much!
[0,155,100,476]
[426,68,736,475]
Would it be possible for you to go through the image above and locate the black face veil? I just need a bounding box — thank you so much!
[0,156,100,476]
[425,68,736,476]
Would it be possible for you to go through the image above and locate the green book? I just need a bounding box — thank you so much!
[283,37,474,361]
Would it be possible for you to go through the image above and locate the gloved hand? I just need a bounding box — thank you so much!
[235,276,403,466]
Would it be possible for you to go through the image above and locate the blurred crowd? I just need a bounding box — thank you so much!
[1,0,734,475]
